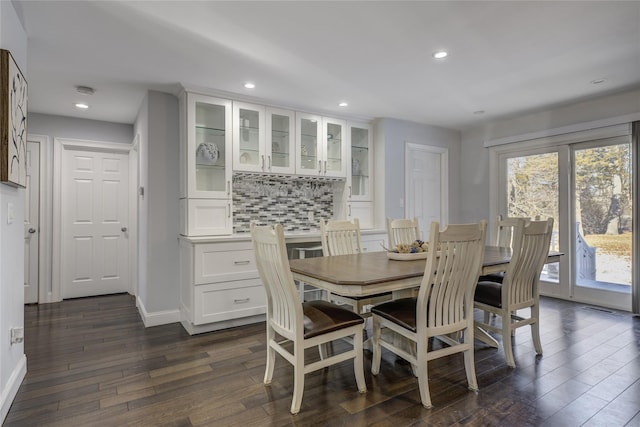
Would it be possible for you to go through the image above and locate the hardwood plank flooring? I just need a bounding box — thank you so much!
[4,295,639,426]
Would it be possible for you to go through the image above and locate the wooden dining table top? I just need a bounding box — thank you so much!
[289,246,563,297]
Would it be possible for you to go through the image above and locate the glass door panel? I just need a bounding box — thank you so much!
[350,124,371,199]
[506,152,560,284]
[270,113,291,168]
[326,122,343,173]
[238,108,260,168]
[573,140,633,293]
[195,101,227,193]
[297,113,321,175]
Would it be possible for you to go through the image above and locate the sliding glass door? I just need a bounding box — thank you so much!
[495,129,635,311]
[572,137,633,309]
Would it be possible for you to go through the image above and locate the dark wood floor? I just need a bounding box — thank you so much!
[4,294,640,426]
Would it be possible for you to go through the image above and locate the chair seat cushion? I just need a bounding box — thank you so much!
[474,281,502,308]
[302,300,364,339]
[478,272,504,283]
[371,297,417,332]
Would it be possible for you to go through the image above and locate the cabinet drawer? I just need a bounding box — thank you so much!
[194,279,266,325]
[194,245,258,284]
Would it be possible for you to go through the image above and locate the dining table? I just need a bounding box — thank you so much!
[289,246,563,348]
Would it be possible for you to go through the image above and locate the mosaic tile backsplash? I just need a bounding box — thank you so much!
[232,174,335,233]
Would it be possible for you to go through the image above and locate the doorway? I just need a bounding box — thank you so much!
[24,141,40,303]
[53,139,132,299]
[404,143,448,237]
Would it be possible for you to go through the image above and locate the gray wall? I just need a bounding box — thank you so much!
[459,89,640,224]
[135,91,180,314]
[375,118,462,225]
[28,113,133,144]
[0,1,27,422]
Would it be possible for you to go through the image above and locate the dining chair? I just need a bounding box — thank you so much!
[474,218,554,368]
[386,217,421,249]
[370,221,487,409]
[478,215,531,283]
[251,223,367,414]
[320,218,393,316]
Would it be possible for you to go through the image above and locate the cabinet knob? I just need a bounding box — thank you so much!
[28,228,36,234]
[121,227,128,232]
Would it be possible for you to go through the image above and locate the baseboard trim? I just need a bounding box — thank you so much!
[136,296,180,327]
[1,354,27,424]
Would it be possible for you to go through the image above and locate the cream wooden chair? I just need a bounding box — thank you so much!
[320,218,393,315]
[474,218,554,368]
[478,215,531,283]
[386,217,421,249]
[251,223,367,414]
[371,221,487,408]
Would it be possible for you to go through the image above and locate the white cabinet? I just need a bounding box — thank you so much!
[232,101,265,173]
[266,107,296,174]
[180,92,233,236]
[296,113,347,178]
[348,122,373,201]
[323,117,348,178]
[233,102,296,175]
[346,122,374,228]
[180,239,266,334]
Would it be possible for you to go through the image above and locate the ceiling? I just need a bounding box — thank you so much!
[13,1,640,131]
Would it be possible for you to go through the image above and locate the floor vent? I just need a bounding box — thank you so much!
[583,306,615,314]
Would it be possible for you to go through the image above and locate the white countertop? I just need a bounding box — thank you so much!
[179,228,386,244]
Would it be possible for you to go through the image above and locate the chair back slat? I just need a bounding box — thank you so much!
[320,218,363,256]
[386,217,421,248]
[417,221,486,332]
[251,224,303,338]
[504,218,554,307]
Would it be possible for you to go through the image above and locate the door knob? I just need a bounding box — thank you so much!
[28,228,36,234]
[121,227,128,232]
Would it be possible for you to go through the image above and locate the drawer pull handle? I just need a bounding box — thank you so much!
[234,260,250,265]
[234,298,250,304]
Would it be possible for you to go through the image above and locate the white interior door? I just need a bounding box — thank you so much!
[405,143,448,238]
[61,146,130,298]
[24,141,40,304]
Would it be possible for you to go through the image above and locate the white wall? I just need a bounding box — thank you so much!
[459,89,640,224]
[375,118,462,225]
[0,2,28,422]
[134,90,180,325]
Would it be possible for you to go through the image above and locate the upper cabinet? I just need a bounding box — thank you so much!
[348,122,373,201]
[232,102,265,173]
[266,107,296,174]
[296,113,347,178]
[323,117,348,178]
[233,102,296,175]
[180,92,233,236]
[186,93,232,199]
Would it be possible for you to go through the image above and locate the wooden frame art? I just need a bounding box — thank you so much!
[1,49,28,188]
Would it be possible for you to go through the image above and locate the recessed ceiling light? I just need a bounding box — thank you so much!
[244,82,255,89]
[338,101,348,107]
[433,51,448,59]
[473,110,485,115]
[75,103,90,109]
[590,78,606,85]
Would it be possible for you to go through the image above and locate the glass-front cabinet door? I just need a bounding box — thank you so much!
[187,93,232,199]
[233,101,265,173]
[349,122,372,200]
[296,112,322,176]
[266,107,295,174]
[323,117,347,178]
